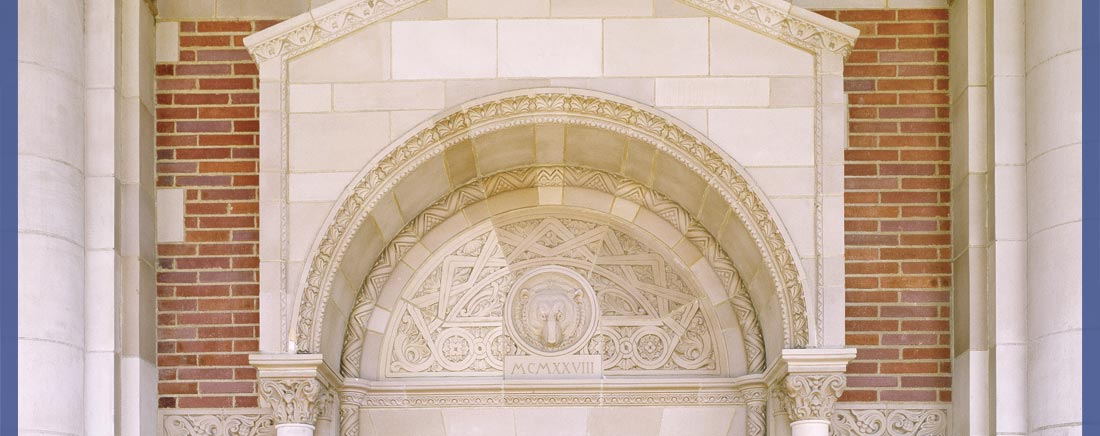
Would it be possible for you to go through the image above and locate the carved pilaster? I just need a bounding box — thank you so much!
[778,374,846,422]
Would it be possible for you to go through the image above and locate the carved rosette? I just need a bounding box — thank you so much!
[779,374,846,422]
[258,378,333,426]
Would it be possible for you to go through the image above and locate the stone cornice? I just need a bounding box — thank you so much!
[242,0,859,63]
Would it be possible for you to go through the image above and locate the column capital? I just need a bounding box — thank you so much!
[251,354,340,426]
[765,348,856,422]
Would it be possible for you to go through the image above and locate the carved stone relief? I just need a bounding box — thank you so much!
[384,213,724,377]
[830,408,948,436]
[505,266,599,357]
[297,92,809,359]
[160,410,275,436]
[257,378,333,425]
[342,165,768,378]
[778,374,846,421]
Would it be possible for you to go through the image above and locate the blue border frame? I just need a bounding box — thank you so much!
[0,0,15,430]
[1084,0,1098,433]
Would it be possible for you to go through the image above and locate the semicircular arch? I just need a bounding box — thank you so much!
[292,89,811,372]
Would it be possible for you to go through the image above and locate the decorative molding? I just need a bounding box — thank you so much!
[258,378,332,425]
[831,407,949,436]
[242,0,858,63]
[339,376,766,409]
[298,91,808,366]
[159,409,274,436]
[251,354,339,426]
[341,166,767,378]
[779,374,846,421]
[745,387,767,436]
[380,213,724,377]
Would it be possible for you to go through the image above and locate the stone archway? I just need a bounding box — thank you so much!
[250,89,857,436]
[339,165,769,381]
[290,90,813,371]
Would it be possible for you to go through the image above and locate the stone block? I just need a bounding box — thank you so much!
[655,77,769,107]
[289,23,391,83]
[603,18,708,77]
[392,20,497,80]
[289,112,390,172]
[551,0,652,17]
[333,81,446,111]
[498,19,602,78]
[448,0,548,18]
[707,108,815,166]
[710,18,813,77]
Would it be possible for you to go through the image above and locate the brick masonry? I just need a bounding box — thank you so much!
[155,20,278,409]
[154,11,951,408]
[817,8,953,403]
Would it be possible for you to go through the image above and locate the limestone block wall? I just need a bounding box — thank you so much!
[153,1,953,424]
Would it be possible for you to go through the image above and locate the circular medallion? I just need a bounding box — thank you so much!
[504,266,599,357]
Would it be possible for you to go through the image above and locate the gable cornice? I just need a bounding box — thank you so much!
[242,0,859,64]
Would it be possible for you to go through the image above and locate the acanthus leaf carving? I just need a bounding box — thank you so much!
[257,379,332,425]
[780,373,846,421]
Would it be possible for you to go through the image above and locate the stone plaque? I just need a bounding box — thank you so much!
[503,355,603,379]
[504,266,599,357]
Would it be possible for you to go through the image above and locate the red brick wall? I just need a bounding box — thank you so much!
[154,11,952,408]
[817,8,953,403]
[155,20,277,409]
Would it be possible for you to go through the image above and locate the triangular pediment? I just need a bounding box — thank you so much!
[244,0,859,63]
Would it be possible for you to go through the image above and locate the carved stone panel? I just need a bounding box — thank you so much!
[381,212,726,378]
[505,266,599,357]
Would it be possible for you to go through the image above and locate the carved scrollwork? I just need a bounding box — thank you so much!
[162,413,275,436]
[831,408,948,436]
[382,214,723,377]
[257,379,332,425]
[341,165,769,378]
[779,374,846,421]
